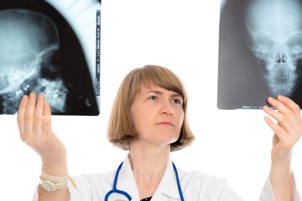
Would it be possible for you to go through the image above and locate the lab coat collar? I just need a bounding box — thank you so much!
[153,160,182,200]
[113,155,140,201]
[113,155,182,201]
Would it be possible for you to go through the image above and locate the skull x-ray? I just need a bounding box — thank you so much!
[218,0,302,109]
[0,0,100,115]
[0,9,67,114]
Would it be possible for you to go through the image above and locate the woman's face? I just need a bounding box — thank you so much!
[130,84,184,147]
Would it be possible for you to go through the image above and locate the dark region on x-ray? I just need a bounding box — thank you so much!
[217,0,302,110]
[0,0,100,115]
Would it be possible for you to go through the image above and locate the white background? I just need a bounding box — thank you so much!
[2,0,302,200]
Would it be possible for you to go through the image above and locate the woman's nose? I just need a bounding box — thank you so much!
[160,102,173,115]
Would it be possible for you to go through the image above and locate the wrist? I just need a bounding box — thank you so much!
[42,162,68,177]
[270,159,292,178]
[271,156,291,168]
[271,148,293,164]
[40,171,69,192]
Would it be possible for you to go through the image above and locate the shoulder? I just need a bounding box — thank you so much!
[71,170,115,184]
[179,168,226,181]
[69,170,116,190]
[178,169,233,191]
[177,169,243,199]
[67,171,117,200]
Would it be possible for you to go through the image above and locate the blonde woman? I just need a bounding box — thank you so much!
[18,65,301,201]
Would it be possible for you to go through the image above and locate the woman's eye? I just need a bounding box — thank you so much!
[148,96,157,100]
[173,98,182,105]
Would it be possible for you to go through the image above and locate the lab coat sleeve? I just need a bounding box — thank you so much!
[259,175,300,201]
[68,175,92,201]
[32,185,39,201]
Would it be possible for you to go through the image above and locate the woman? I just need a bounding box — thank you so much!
[17,65,301,200]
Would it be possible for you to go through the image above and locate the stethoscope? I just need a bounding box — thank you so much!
[104,162,185,201]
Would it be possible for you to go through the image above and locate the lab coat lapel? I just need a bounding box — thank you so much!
[152,160,182,200]
[111,156,140,201]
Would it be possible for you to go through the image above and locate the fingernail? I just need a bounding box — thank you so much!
[39,94,44,100]
[21,95,28,101]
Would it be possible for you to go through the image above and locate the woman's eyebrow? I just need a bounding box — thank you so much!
[146,90,163,95]
[146,90,182,98]
[171,93,182,98]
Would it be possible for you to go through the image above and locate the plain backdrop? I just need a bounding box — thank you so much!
[3,0,302,200]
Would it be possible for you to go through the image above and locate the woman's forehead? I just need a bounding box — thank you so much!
[133,78,184,98]
[139,83,181,96]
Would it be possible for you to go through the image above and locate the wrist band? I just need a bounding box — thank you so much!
[41,171,69,183]
[40,171,77,189]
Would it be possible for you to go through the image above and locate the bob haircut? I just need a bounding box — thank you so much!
[107,65,195,151]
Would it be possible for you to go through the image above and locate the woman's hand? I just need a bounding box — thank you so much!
[263,95,302,163]
[262,95,302,201]
[17,92,67,175]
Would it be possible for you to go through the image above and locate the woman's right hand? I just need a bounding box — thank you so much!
[17,92,67,175]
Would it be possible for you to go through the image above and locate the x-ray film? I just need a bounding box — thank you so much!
[217,0,302,109]
[0,0,101,115]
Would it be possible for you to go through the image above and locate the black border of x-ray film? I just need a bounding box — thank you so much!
[217,0,302,110]
[0,0,101,115]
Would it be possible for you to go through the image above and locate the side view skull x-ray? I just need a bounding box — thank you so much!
[217,0,302,109]
[0,2,100,116]
[0,9,67,114]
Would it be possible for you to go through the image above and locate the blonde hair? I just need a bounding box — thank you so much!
[107,65,195,151]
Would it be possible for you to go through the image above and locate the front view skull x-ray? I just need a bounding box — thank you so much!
[0,10,67,114]
[245,0,302,97]
[217,0,302,109]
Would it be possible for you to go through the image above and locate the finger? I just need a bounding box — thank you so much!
[264,115,288,142]
[272,133,279,146]
[264,102,302,148]
[277,96,302,138]
[267,96,299,120]
[17,95,29,141]
[262,104,283,124]
[24,92,37,134]
[33,94,45,136]
[277,95,301,118]
[266,97,287,114]
[265,97,296,127]
[263,104,291,138]
[43,101,53,135]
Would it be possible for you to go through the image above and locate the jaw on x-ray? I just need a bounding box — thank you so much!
[0,9,67,114]
[217,0,302,109]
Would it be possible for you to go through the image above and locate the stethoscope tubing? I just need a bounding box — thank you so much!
[172,162,185,201]
[104,162,132,200]
[104,162,185,201]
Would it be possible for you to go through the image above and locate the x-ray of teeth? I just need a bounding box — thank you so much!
[0,0,100,115]
[217,0,302,109]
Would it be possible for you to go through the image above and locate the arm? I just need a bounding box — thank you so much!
[262,95,301,201]
[18,92,69,201]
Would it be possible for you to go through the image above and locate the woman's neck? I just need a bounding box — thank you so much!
[129,141,170,199]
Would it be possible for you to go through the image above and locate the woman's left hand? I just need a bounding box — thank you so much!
[263,95,302,164]
[262,95,302,201]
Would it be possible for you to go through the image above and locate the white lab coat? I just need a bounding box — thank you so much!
[32,155,300,201]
